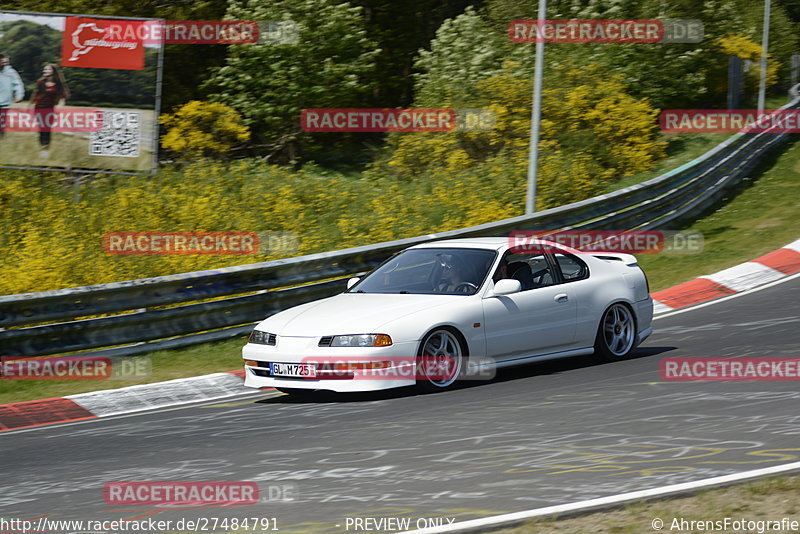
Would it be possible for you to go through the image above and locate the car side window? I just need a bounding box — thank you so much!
[554,253,589,282]
[497,252,555,291]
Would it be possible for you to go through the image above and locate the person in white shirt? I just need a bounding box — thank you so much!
[0,53,25,138]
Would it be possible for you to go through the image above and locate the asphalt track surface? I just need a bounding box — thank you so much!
[2,276,799,533]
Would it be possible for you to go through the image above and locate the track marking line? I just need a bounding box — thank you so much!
[401,461,800,533]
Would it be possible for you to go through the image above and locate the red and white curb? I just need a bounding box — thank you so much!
[651,238,800,314]
[2,238,798,432]
[0,370,252,432]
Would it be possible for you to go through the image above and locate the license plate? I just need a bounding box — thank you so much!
[270,362,316,378]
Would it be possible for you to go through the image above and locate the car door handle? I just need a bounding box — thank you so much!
[554,293,568,303]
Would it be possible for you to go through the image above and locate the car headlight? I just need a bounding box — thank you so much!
[330,334,392,347]
[249,330,276,345]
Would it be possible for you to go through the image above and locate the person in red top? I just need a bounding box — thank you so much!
[30,63,70,158]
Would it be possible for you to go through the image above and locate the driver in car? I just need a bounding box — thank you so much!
[492,257,509,283]
[436,255,474,293]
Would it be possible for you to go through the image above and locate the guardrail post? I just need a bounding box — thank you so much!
[727,56,744,110]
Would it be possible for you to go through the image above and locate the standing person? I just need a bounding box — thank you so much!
[30,63,69,158]
[0,53,25,139]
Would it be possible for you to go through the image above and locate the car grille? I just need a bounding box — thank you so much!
[318,336,333,347]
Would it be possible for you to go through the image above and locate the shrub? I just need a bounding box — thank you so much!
[160,101,250,160]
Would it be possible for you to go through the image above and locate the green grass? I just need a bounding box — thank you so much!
[1,133,798,405]
[638,133,800,291]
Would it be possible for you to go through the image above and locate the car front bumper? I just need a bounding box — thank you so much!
[242,337,420,392]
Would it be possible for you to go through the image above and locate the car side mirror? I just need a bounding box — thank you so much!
[346,277,360,289]
[492,278,521,296]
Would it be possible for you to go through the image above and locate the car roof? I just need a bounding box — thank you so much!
[409,236,584,255]
[409,237,511,251]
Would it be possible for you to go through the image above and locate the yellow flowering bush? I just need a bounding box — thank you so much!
[718,34,780,88]
[0,161,513,294]
[708,34,781,104]
[160,101,251,159]
[386,63,665,209]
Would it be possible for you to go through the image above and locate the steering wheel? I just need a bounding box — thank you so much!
[453,282,477,294]
[530,268,550,286]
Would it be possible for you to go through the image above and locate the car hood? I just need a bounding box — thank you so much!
[258,293,463,337]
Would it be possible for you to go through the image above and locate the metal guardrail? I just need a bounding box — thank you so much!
[1,86,798,358]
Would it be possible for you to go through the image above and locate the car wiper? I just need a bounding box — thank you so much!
[398,290,410,294]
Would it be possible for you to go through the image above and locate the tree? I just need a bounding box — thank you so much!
[482,0,799,108]
[412,7,506,107]
[0,20,60,94]
[206,0,380,163]
[349,0,483,106]
[778,0,800,22]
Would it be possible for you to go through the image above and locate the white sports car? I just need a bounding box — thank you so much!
[242,237,653,394]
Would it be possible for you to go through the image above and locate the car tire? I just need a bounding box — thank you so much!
[594,302,637,361]
[416,327,466,393]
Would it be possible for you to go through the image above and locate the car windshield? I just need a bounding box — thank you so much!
[348,247,497,295]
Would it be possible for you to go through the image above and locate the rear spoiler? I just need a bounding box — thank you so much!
[592,253,638,266]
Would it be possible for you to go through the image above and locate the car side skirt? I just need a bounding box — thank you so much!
[492,347,596,369]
